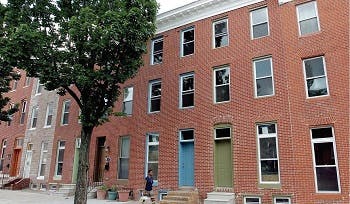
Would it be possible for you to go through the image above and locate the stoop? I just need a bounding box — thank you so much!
[204,192,235,204]
[160,190,199,204]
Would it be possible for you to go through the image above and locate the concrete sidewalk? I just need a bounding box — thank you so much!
[0,189,139,204]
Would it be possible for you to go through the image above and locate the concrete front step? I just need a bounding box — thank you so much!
[204,192,235,204]
[161,190,199,204]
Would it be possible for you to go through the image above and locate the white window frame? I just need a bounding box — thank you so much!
[54,141,65,178]
[181,27,195,57]
[274,197,291,204]
[20,100,27,125]
[145,133,159,185]
[244,196,261,204]
[250,7,269,39]
[30,106,39,129]
[35,79,43,95]
[148,80,161,113]
[213,19,229,48]
[118,136,130,180]
[296,1,320,36]
[61,100,70,125]
[213,66,230,103]
[310,127,341,193]
[44,102,54,127]
[151,37,163,65]
[37,142,48,179]
[303,56,329,98]
[122,86,134,115]
[253,57,274,98]
[257,123,280,184]
[179,73,195,109]
[24,77,31,87]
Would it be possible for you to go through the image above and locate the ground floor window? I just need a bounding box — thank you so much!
[38,142,48,178]
[55,141,65,177]
[146,133,159,183]
[274,197,291,204]
[118,136,130,179]
[244,196,261,204]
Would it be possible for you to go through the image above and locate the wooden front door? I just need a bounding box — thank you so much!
[94,137,106,182]
[10,149,21,177]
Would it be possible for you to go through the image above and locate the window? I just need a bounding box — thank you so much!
[12,80,18,91]
[257,123,280,183]
[251,7,269,39]
[44,102,54,127]
[311,127,340,192]
[148,80,161,113]
[180,73,194,108]
[15,138,23,148]
[61,100,70,125]
[30,106,39,129]
[38,142,48,178]
[35,79,43,95]
[254,57,274,97]
[122,87,133,115]
[7,103,14,126]
[303,56,328,98]
[55,141,65,176]
[244,197,261,204]
[215,127,231,140]
[274,197,291,204]
[180,129,194,142]
[24,77,31,87]
[214,67,230,103]
[213,19,228,48]
[0,139,7,171]
[151,37,163,65]
[297,1,320,35]
[181,27,194,57]
[146,133,159,183]
[118,136,130,179]
[20,100,27,125]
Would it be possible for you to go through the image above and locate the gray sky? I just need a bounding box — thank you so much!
[157,0,197,13]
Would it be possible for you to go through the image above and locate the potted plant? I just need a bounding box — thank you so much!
[117,185,130,202]
[107,185,118,200]
[96,184,108,200]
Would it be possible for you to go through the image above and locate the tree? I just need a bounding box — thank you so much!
[1,0,157,203]
[0,3,19,122]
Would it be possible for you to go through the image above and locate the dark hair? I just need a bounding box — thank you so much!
[148,169,152,173]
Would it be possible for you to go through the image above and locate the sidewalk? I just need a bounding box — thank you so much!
[0,189,139,204]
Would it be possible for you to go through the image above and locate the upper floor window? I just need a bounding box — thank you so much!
[148,80,161,113]
[213,19,228,48]
[214,66,230,103]
[20,100,27,125]
[297,1,320,35]
[24,77,31,87]
[254,57,274,97]
[151,37,163,65]
[44,102,54,127]
[7,103,14,126]
[61,100,70,125]
[122,87,133,115]
[181,27,194,57]
[35,79,44,95]
[180,73,194,108]
[250,7,269,39]
[303,56,328,98]
[12,80,18,91]
[30,106,38,129]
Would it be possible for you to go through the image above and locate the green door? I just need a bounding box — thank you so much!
[214,139,232,187]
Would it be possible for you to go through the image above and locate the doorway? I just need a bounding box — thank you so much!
[179,129,195,187]
[94,137,106,182]
[23,143,33,178]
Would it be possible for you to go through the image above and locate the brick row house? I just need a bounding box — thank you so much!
[0,0,348,203]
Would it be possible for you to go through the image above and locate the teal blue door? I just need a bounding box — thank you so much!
[179,142,194,186]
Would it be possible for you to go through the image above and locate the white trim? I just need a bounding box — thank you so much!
[61,100,71,125]
[35,79,43,95]
[38,142,48,178]
[145,133,159,185]
[44,102,53,127]
[244,196,261,204]
[273,197,291,204]
[250,7,270,39]
[30,106,39,129]
[214,127,231,140]
[213,66,230,104]
[302,56,329,99]
[54,141,65,177]
[151,37,163,65]
[180,27,195,57]
[310,126,341,193]
[179,129,195,142]
[253,57,275,98]
[156,0,264,34]
[148,80,162,113]
[212,18,229,48]
[296,1,320,36]
[122,86,134,115]
[179,73,195,109]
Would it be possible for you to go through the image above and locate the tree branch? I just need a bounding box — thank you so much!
[63,85,82,109]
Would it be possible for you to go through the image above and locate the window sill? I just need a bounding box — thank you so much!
[306,94,330,100]
[37,176,44,180]
[43,126,52,129]
[53,176,62,180]
[29,128,37,130]
[255,94,275,99]
[298,30,322,38]
[258,182,281,189]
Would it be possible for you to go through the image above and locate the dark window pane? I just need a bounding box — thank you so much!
[183,42,194,56]
[119,158,129,179]
[300,17,319,35]
[256,77,273,96]
[276,198,289,203]
[253,23,268,38]
[148,135,158,143]
[40,164,46,176]
[215,35,228,48]
[245,197,260,203]
[307,77,327,97]
[64,101,70,112]
[314,142,335,165]
[215,69,229,85]
[316,167,339,191]
[182,93,194,107]
[182,76,194,91]
[123,101,133,115]
[216,85,229,102]
[151,83,161,97]
[261,160,279,182]
[216,128,230,139]
[147,163,158,180]
[63,113,69,124]
[58,149,65,162]
[260,137,277,159]
[150,98,161,112]
[255,59,271,78]
[305,57,324,78]
[148,145,159,161]
[46,115,52,126]
[153,40,163,52]
[215,22,227,34]
[258,124,276,134]
[181,130,194,140]
[153,53,162,64]
[312,127,332,139]
[57,163,63,175]
[32,118,37,128]
[183,30,194,42]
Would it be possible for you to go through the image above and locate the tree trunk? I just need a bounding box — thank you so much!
[74,125,94,204]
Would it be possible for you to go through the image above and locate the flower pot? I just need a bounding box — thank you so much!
[107,191,118,200]
[97,189,107,200]
[118,191,129,202]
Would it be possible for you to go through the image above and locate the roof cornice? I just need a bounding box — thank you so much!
[156,0,264,34]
